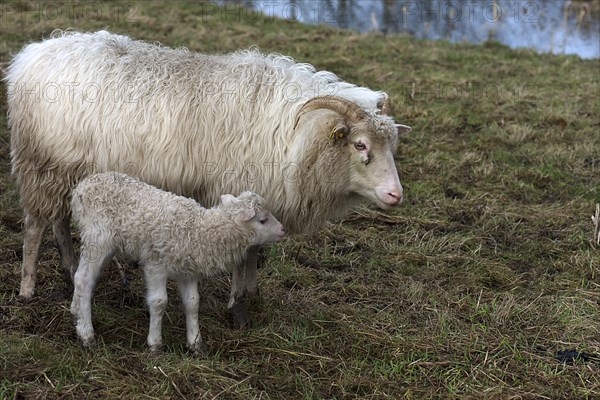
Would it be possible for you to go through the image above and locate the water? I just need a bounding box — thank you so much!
[220,0,600,59]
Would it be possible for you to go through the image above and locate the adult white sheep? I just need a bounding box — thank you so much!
[70,172,284,353]
[5,30,411,326]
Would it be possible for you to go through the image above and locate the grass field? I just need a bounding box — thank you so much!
[1,1,599,399]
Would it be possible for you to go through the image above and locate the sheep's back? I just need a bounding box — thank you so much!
[6,30,387,231]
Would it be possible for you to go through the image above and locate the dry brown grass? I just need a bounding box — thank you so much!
[1,1,599,399]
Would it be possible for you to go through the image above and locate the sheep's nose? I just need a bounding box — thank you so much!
[386,190,402,205]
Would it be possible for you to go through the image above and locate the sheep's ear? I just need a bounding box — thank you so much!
[220,194,237,206]
[395,124,412,134]
[237,208,256,223]
[329,121,349,142]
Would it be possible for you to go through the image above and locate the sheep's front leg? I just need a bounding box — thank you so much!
[244,246,260,299]
[177,277,205,355]
[229,261,251,329]
[52,215,77,285]
[19,214,47,299]
[71,245,111,347]
[145,266,168,352]
[229,246,261,328]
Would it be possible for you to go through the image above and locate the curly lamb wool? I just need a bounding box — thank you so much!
[6,30,411,326]
[70,172,285,353]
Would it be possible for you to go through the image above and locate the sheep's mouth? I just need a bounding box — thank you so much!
[373,193,402,210]
[375,199,396,210]
[350,190,398,210]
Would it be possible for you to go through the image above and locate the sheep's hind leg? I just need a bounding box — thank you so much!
[19,214,47,299]
[53,215,77,290]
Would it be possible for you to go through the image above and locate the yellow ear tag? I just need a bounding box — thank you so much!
[329,126,345,141]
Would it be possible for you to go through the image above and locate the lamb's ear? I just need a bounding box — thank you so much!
[220,194,237,207]
[237,208,256,223]
[395,124,412,134]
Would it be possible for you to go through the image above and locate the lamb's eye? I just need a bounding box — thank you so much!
[259,218,268,224]
[354,141,366,151]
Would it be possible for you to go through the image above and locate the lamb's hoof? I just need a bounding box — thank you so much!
[148,345,165,358]
[18,288,35,301]
[81,337,97,349]
[231,303,252,329]
[17,294,32,304]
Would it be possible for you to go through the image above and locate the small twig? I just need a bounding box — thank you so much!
[254,347,333,361]
[346,208,409,225]
[42,372,55,389]
[44,313,61,331]
[156,366,186,400]
[210,375,252,400]
[521,291,544,313]
[408,360,454,367]
[115,259,129,286]
[476,288,483,309]
[591,204,599,248]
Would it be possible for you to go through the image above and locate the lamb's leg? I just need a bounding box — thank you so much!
[71,245,112,348]
[19,214,47,299]
[244,245,260,299]
[229,261,251,329]
[145,267,168,352]
[52,215,77,285]
[177,277,205,355]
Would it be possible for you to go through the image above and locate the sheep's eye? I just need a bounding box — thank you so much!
[259,218,268,225]
[354,141,366,151]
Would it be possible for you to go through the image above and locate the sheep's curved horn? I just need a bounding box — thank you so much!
[377,92,391,115]
[294,95,367,129]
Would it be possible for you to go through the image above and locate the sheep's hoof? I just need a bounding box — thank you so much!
[246,287,260,300]
[246,293,263,310]
[60,269,74,291]
[231,303,252,329]
[188,343,207,357]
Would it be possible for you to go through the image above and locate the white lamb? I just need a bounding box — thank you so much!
[69,172,285,353]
